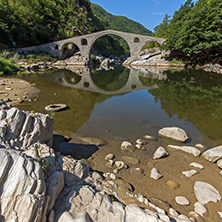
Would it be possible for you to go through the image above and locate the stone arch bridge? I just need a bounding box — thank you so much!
[21,30,165,65]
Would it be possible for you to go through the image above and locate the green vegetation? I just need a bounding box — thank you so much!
[0,0,152,57]
[154,0,222,65]
[91,4,153,36]
[0,50,18,75]
[0,0,102,47]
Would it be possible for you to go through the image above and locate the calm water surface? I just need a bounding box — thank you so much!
[16,66,222,147]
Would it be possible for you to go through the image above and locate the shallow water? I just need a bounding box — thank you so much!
[16,65,222,147]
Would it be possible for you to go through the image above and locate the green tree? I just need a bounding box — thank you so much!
[154,14,170,38]
[165,0,222,64]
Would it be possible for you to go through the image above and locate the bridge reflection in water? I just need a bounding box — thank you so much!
[50,66,167,95]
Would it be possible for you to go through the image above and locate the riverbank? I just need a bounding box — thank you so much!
[0,77,40,105]
[1,98,222,221]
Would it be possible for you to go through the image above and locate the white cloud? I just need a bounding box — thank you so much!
[152,12,164,15]
[152,0,160,5]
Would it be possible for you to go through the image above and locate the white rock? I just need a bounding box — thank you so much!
[143,135,157,141]
[148,202,166,215]
[217,159,222,169]
[202,145,222,162]
[169,208,179,218]
[218,211,222,218]
[195,144,205,149]
[113,161,127,173]
[0,148,46,221]
[194,202,207,217]
[182,169,198,178]
[175,196,190,206]
[47,171,64,211]
[0,104,53,149]
[120,141,132,150]
[153,146,169,159]
[167,145,201,157]
[150,168,163,180]
[178,214,192,221]
[190,162,204,170]
[194,181,221,205]
[57,211,91,222]
[103,172,116,180]
[125,204,159,222]
[105,153,115,161]
[158,127,189,142]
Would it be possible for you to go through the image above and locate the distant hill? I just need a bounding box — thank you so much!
[91,4,153,36]
[0,0,152,56]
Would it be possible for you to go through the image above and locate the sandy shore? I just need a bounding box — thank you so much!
[0,77,40,105]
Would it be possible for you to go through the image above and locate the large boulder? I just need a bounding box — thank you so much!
[158,127,189,142]
[0,101,53,149]
[0,148,47,222]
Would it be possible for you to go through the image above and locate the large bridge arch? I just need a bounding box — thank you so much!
[87,30,132,60]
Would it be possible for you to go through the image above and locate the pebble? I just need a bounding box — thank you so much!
[195,144,205,149]
[153,146,169,159]
[175,196,190,206]
[182,169,198,178]
[3,98,11,102]
[113,161,127,173]
[218,212,222,218]
[194,202,207,217]
[103,172,116,180]
[168,208,179,217]
[105,153,115,161]
[188,211,204,222]
[150,168,162,180]
[106,160,114,168]
[120,141,135,152]
[190,162,204,170]
[217,159,222,169]
[135,144,146,151]
[166,181,180,189]
[143,135,157,141]
[136,139,147,145]
[5,86,12,90]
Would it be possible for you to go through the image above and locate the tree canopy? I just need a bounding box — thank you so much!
[157,0,222,64]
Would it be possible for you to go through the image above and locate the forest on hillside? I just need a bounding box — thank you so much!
[0,0,152,57]
[154,0,222,65]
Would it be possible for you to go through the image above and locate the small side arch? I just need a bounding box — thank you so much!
[60,42,80,59]
[134,37,140,43]
[81,38,88,45]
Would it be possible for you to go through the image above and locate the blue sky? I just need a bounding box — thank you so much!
[90,0,198,32]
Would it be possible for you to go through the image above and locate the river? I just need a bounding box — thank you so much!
[16,65,222,148]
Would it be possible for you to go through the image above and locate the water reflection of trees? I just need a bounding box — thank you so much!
[148,69,222,146]
[90,66,130,91]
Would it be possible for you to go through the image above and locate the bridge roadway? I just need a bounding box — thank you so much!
[20,30,165,65]
[50,67,167,95]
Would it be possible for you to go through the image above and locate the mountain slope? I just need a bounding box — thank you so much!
[91,3,153,36]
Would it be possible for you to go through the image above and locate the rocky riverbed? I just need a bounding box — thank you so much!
[0,95,222,221]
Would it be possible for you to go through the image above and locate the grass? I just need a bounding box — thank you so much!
[0,50,58,75]
[170,59,184,65]
[0,57,17,75]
